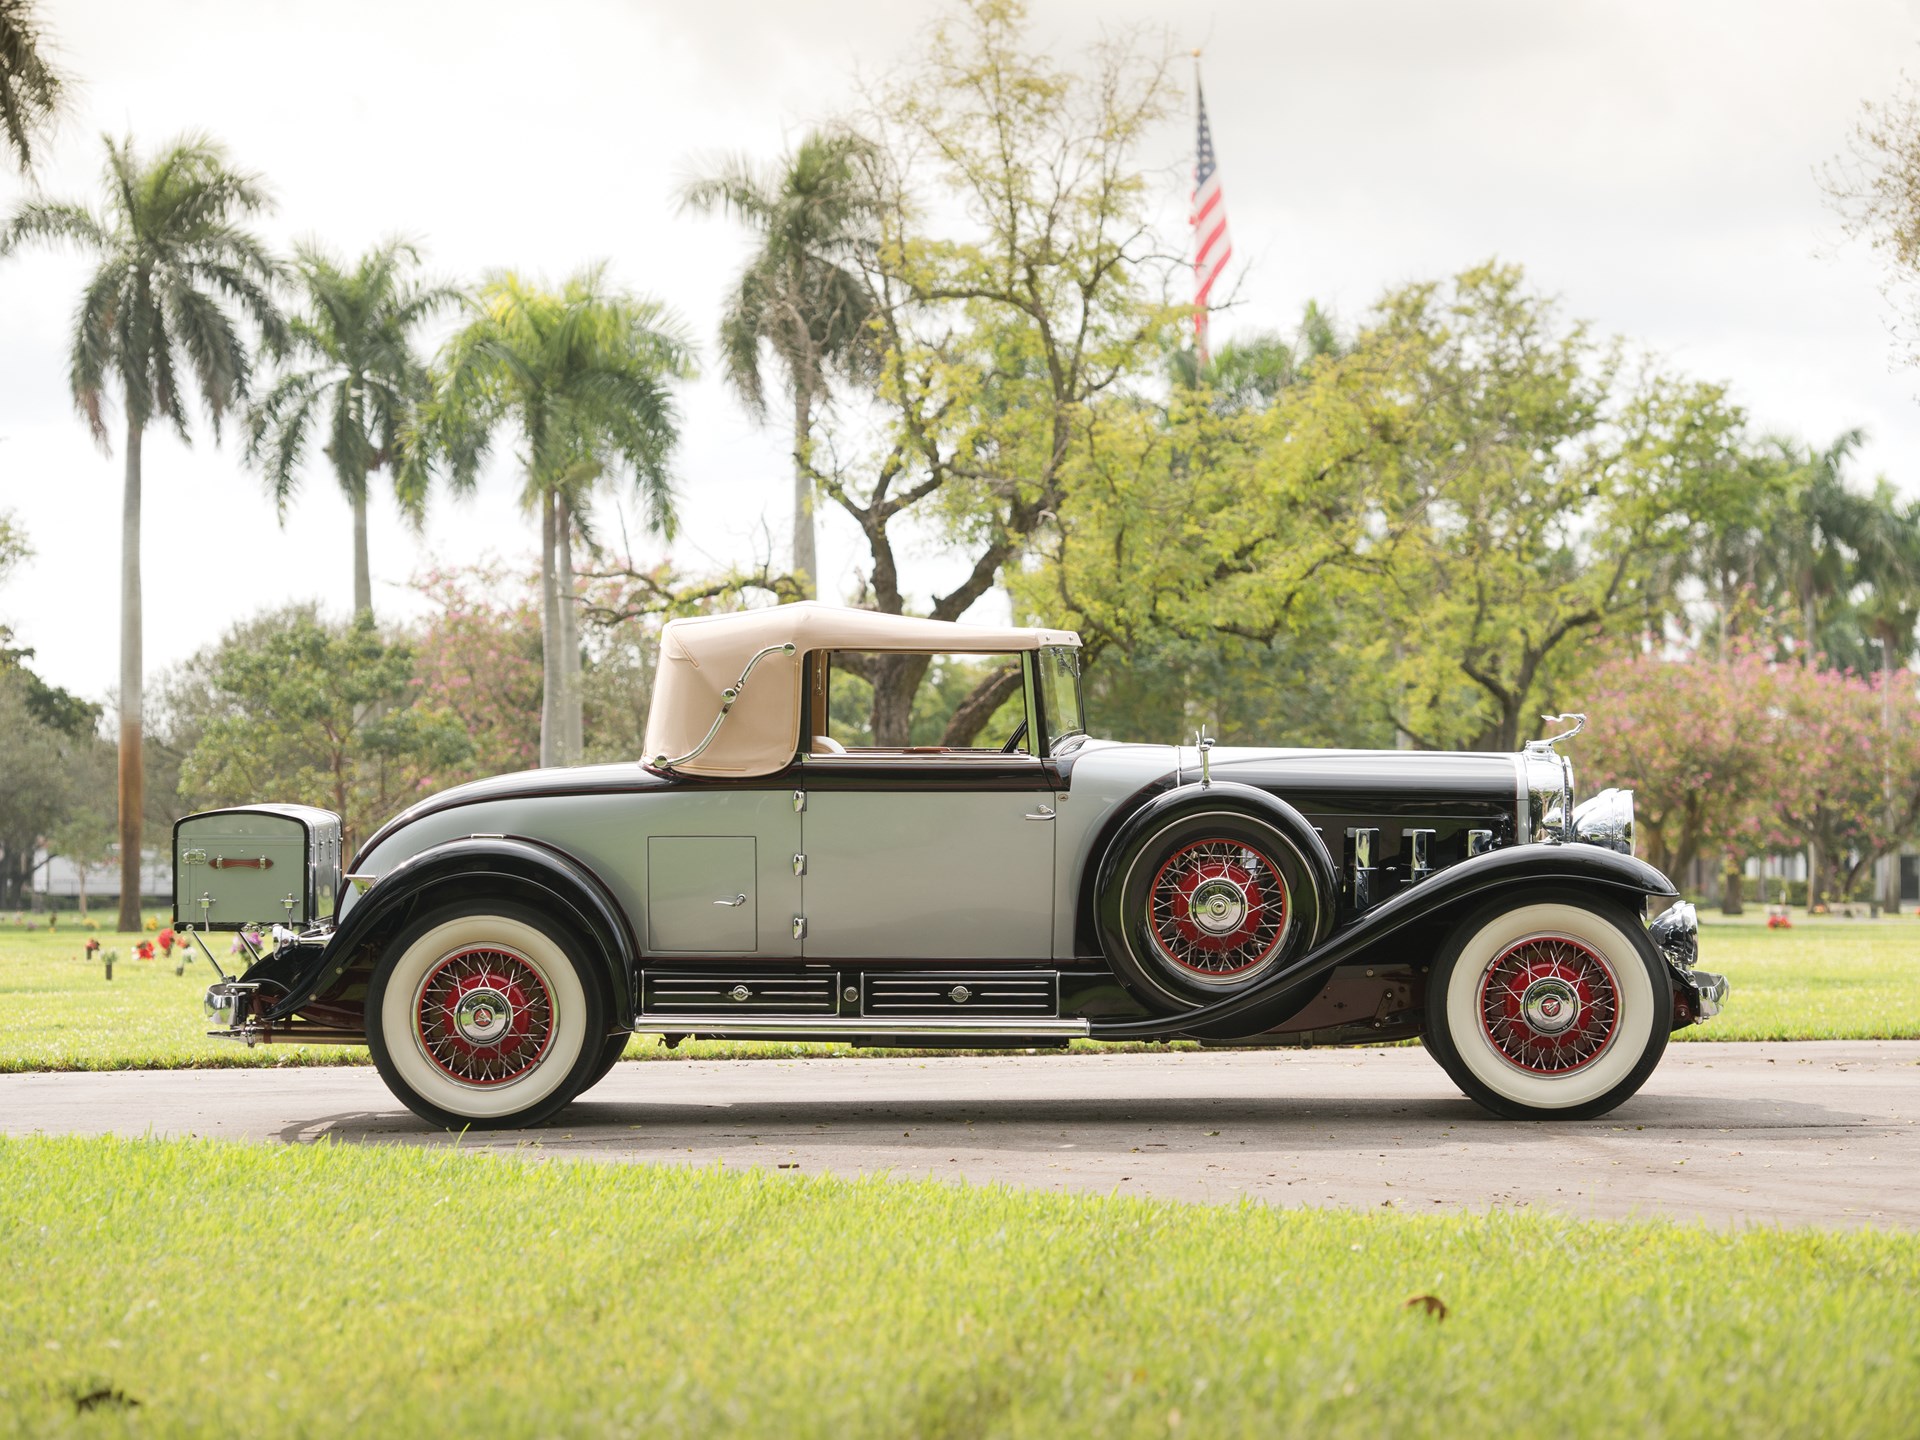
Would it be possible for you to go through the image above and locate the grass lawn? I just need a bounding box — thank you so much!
[1,908,1914,1073]
[1,1135,1915,1438]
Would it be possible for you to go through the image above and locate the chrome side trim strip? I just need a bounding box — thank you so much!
[630,1013,1091,1038]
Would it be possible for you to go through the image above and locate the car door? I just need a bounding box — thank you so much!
[636,788,805,958]
[797,760,1058,961]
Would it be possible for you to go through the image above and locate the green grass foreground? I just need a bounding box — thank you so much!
[1,910,1915,1072]
[1,1135,1916,1438]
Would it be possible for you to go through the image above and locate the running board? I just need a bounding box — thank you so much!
[629,1013,1091,1039]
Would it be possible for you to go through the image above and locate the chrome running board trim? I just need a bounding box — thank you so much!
[629,1013,1091,1038]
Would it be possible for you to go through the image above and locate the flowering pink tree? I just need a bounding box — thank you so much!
[1581,649,1920,905]
[1579,650,1781,886]
[1767,661,1920,904]
[410,565,543,786]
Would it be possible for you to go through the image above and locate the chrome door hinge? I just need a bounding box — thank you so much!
[793,916,808,940]
[793,853,807,876]
[793,789,807,813]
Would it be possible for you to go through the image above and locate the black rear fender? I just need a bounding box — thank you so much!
[261,836,638,1030]
[1088,842,1678,1041]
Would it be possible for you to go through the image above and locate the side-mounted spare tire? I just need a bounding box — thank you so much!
[1093,783,1338,1012]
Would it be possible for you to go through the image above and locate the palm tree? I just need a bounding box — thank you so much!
[417,266,691,766]
[680,131,880,597]
[1,133,284,931]
[1778,430,1873,658]
[0,0,67,172]
[246,239,456,619]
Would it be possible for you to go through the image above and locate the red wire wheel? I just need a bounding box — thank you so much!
[1146,839,1291,981]
[413,946,555,1087]
[1477,934,1620,1075]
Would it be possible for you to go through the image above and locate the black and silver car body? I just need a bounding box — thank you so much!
[182,602,1726,1127]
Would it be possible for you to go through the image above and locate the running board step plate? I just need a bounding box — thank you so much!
[642,970,838,1015]
[864,970,1059,1017]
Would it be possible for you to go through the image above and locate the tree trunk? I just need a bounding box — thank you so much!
[555,490,582,765]
[351,479,373,620]
[792,383,817,599]
[116,419,145,934]
[538,487,559,769]
[1720,856,1744,916]
[869,652,933,747]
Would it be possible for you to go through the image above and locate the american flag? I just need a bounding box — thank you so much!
[1191,72,1231,365]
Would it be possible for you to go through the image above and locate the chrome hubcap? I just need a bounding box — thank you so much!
[1519,977,1580,1035]
[1189,877,1249,936]
[454,988,513,1044]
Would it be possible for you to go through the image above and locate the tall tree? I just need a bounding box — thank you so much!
[0,0,66,173]
[1,133,284,930]
[809,0,1181,743]
[415,267,692,766]
[681,132,881,598]
[246,239,455,619]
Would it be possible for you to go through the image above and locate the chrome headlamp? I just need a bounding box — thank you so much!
[1571,786,1635,855]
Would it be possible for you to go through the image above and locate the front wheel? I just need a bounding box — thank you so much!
[1423,892,1670,1121]
[366,902,608,1130]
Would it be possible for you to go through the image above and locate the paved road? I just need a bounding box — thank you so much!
[4,1041,1916,1228]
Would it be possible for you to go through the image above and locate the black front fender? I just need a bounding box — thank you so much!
[1087,842,1678,1042]
[261,835,639,1025]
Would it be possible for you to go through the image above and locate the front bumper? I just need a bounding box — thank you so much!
[1650,900,1729,1026]
[1682,967,1729,1021]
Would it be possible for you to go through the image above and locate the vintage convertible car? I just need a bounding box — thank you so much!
[178,602,1726,1127]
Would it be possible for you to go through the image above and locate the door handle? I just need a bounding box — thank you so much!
[1024,806,1056,822]
[714,894,748,907]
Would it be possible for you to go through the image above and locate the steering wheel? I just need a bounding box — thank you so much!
[999,719,1029,754]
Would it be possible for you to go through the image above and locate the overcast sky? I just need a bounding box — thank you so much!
[2,0,1917,705]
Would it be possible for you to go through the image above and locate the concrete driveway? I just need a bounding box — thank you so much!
[3,1040,1916,1228]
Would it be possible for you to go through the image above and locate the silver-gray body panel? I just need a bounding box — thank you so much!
[800,785,1056,959]
[346,773,804,959]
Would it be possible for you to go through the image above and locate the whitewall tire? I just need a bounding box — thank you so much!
[366,903,607,1130]
[1424,892,1670,1121]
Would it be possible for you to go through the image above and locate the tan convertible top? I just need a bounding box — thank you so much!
[642,602,1081,778]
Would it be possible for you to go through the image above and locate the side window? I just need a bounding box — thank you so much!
[814,652,1031,755]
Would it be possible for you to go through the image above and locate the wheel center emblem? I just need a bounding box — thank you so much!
[1518,976,1581,1036]
[453,987,513,1044]
[1187,877,1248,936]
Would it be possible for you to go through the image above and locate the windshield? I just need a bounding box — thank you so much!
[1037,646,1086,749]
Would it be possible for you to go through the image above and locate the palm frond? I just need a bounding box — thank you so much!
[0,0,69,172]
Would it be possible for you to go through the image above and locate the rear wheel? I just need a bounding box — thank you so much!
[366,902,607,1130]
[1424,892,1670,1120]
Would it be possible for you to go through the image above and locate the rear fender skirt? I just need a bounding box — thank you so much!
[260,835,638,1026]
[1087,842,1678,1042]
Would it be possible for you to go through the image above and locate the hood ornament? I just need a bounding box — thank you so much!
[1526,713,1586,754]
